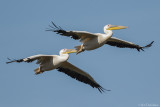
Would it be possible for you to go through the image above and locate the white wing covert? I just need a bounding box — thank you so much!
[6,54,55,65]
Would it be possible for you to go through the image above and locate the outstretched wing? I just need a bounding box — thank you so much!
[46,21,98,41]
[106,37,154,51]
[6,54,54,65]
[57,61,110,93]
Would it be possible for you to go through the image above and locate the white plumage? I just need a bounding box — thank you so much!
[47,22,154,53]
[6,49,108,93]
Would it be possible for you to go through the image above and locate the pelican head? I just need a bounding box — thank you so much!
[104,24,128,33]
[59,49,77,55]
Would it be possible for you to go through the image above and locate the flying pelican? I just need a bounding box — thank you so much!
[6,49,109,93]
[46,22,154,54]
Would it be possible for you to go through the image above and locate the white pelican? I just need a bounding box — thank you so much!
[6,49,109,93]
[47,22,154,54]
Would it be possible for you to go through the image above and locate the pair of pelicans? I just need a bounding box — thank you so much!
[7,22,154,93]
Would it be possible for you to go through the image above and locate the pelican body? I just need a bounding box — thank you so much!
[47,22,153,54]
[6,49,108,93]
[7,49,74,73]
[83,25,115,50]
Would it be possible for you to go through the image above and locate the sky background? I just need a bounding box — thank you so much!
[0,0,160,107]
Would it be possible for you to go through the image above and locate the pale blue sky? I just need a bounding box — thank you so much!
[0,0,160,107]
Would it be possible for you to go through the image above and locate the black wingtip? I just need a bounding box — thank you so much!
[46,21,63,32]
[6,58,14,64]
[144,41,154,48]
[138,41,154,51]
[51,21,59,29]
[97,86,111,93]
[6,58,24,64]
[6,61,11,64]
